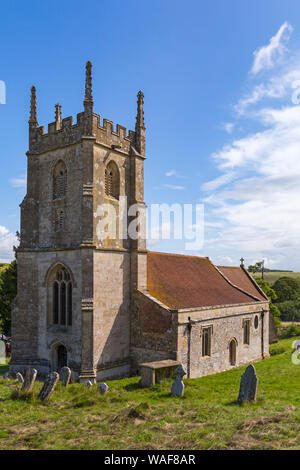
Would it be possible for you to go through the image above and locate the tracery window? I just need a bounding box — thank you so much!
[51,267,72,326]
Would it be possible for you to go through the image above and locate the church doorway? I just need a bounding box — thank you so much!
[53,344,68,372]
[229,339,237,366]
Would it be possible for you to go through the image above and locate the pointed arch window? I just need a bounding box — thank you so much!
[53,161,67,200]
[105,161,120,200]
[50,267,73,326]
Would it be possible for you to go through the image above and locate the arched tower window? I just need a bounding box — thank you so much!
[50,266,73,326]
[53,161,67,200]
[105,161,119,200]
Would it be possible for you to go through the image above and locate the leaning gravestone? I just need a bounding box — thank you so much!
[86,381,93,388]
[16,372,24,385]
[38,372,59,401]
[171,364,186,397]
[99,383,109,395]
[60,367,71,387]
[21,368,37,392]
[237,364,258,403]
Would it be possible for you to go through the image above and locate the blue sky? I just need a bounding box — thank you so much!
[1,0,300,269]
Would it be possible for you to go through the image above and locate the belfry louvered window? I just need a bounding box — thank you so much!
[53,161,67,199]
[105,161,119,200]
[52,267,72,326]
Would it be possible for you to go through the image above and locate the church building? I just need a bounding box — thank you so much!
[10,62,270,382]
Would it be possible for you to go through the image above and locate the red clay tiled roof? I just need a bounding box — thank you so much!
[217,266,266,301]
[147,252,263,310]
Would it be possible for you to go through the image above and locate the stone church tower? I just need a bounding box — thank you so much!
[10,62,147,382]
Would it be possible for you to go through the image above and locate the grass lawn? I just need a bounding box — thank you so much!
[0,337,300,450]
[253,271,300,284]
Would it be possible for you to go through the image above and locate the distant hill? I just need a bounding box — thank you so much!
[252,271,300,284]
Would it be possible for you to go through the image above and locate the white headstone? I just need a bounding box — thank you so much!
[171,364,186,397]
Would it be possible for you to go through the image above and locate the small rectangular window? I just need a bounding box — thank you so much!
[243,319,250,345]
[202,327,212,357]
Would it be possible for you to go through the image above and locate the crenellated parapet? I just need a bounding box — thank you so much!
[93,113,135,154]
[28,111,136,155]
[29,112,86,154]
[28,61,139,156]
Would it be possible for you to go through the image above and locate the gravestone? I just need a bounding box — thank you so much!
[38,372,59,401]
[171,364,186,397]
[99,383,109,395]
[60,367,71,387]
[237,364,258,403]
[21,368,37,392]
[16,372,24,385]
[86,381,93,388]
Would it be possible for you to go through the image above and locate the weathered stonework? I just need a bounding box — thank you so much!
[10,61,270,382]
[10,62,146,382]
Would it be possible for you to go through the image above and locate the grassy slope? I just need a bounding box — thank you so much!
[0,337,300,450]
[253,271,300,284]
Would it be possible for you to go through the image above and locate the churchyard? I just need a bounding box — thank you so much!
[0,336,298,450]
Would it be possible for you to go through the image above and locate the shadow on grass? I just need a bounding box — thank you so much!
[225,397,264,407]
[124,382,142,392]
[10,390,34,402]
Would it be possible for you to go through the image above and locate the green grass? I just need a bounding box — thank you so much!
[253,271,300,284]
[0,337,300,450]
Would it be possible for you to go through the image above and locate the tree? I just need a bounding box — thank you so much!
[248,262,263,274]
[276,300,300,322]
[255,278,281,327]
[272,277,300,303]
[0,260,17,335]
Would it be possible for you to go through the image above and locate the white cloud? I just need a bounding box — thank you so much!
[251,22,293,75]
[165,169,186,178]
[0,226,17,263]
[223,122,234,134]
[202,171,236,191]
[203,104,300,270]
[10,175,26,188]
[163,184,185,191]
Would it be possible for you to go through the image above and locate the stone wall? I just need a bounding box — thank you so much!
[93,250,131,379]
[10,250,83,377]
[130,291,178,372]
[177,302,270,378]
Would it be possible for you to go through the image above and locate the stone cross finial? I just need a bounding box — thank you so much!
[240,257,245,267]
[29,86,38,127]
[55,104,62,130]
